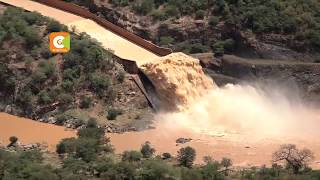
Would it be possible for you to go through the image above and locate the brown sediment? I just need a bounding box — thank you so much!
[109,122,320,168]
[0,113,76,151]
[140,53,215,111]
[0,113,320,168]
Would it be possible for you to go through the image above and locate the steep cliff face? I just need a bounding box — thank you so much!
[219,55,320,103]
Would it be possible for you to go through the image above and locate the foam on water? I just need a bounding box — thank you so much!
[142,53,320,139]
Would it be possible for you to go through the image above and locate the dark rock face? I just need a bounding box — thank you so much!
[219,55,320,102]
[231,31,319,62]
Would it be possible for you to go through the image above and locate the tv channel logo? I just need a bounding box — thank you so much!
[50,32,70,53]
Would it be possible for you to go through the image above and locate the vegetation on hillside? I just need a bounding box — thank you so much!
[68,0,320,56]
[0,7,128,126]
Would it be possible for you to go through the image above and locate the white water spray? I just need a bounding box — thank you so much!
[142,53,320,140]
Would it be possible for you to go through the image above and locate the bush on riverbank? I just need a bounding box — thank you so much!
[2,140,320,180]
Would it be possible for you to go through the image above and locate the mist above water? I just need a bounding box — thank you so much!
[157,83,320,140]
[143,53,320,140]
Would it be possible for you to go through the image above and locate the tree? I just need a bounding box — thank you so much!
[47,20,63,32]
[201,161,224,180]
[107,108,123,120]
[77,118,104,140]
[209,16,219,27]
[273,144,314,174]
[8,136,18,147]
[180,167,203,180]
[90,72,111,96]
[100,162,136,180]
[221,157,232,176]
[56,137,77,154]
[138,159,178,179]
[177,146,196,168]
[133,0,155,15]
[24,27,41,49]
[79,96,92,109]
[122,150,142,162]
[159,36,174,46]
[140,141,155,158]
[38,90,52,104]
[74,138,99,162]
[195,10,205,19]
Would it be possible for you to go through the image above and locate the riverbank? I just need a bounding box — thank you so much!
[1,112,320,168]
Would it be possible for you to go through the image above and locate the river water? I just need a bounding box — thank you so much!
[1,112,320,168]
[0,113,76,151]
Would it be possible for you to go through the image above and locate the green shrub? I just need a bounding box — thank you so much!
[58,93,73,105]
[56,137,77,154]
[212,39,235,56]
[24,27,41,49]
[77,118,104,139]
[38,60,56,78]
[107,108,123,120]
[151,9,166,21]
[159,36,174,46]
[23,11,43,25]
[132,0,155,15]
[122,150,142,162]
[47,20,63,32]
[209,16,219,27]
[100,162,136,179]
[110,0,129,6]
[201,161,224,179]
[140,141,155,158]
[195,10,205,20]
[138,160,178,179]
[62,80,74,92]
[90,72,111,96]
[177,146,196,168]
[31,71,47,84]
[74,138,99,162]
[38,90,52,104]
[189,43,210,54]
[223,39,235,52]
[56,113,69,125]
[212,41,225,56]
[80,96,92,109]
[164,5,180,18]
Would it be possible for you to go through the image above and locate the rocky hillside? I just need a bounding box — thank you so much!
[66,0,320,62]
[0,6,153,132]
[64,0,320,103]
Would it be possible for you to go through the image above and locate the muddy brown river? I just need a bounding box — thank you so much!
[1,112,320,168]
[0,113,75,151]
